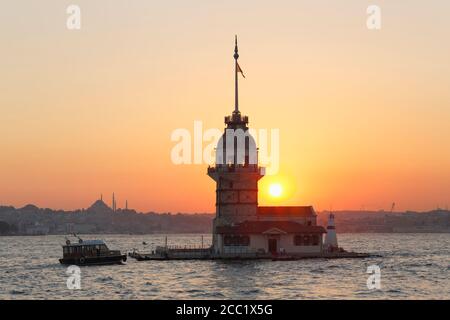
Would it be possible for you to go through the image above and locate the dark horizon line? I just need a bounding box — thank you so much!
[1,202,448,215]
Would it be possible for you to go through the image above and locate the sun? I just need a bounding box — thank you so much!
[269,183,283,198]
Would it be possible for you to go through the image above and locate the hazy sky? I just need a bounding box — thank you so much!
[1,1,449,212]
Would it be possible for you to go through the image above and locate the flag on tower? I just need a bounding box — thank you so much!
[236,62,245,78]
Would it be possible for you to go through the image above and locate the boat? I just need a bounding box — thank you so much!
[59,236,127,266]
[128,248,157,261]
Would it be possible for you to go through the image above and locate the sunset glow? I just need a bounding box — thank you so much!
[269,184,283,198]
[0,1,449,213]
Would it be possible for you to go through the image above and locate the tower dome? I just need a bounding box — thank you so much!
[215,112,257,166]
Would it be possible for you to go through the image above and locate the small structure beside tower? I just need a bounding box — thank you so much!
[324,213,339,252]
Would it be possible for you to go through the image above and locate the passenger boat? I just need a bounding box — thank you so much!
[59,237,127,265]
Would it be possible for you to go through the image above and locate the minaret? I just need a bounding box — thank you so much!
[112,193,116,212]
[208,37,264,253]
[324,213,338,251]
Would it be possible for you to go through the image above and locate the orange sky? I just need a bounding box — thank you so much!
[1,1,449,213]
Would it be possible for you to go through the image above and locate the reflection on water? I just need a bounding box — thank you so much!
[0,233,448,299]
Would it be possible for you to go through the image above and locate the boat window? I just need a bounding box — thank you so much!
[83,245,94,254]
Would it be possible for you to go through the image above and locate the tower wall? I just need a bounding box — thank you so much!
[208,170,263,224]
[208,168,264,252]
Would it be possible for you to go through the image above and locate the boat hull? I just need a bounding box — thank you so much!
[59,255,127,266]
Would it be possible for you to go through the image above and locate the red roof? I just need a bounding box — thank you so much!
[257,206,316,217]
[216,221,326,234]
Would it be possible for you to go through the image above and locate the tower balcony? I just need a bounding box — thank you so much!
[225,114,248,127]
[207,164,264,175]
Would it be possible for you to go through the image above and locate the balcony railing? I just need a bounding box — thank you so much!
[208,164,262,174]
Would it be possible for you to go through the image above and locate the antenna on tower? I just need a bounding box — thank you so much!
[233,35,245,113]
[234,35,239,113]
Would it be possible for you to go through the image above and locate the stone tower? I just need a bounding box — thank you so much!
[208,36,265,250]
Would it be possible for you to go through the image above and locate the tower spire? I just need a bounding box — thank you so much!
[234,35,239,113]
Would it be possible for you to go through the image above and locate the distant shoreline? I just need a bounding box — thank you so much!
[1,202,449,236]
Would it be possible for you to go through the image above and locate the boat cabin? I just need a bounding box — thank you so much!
[60,238,126,265]
[62,240,116,258]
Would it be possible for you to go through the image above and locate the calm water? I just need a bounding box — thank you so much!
[0,233,449,299]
